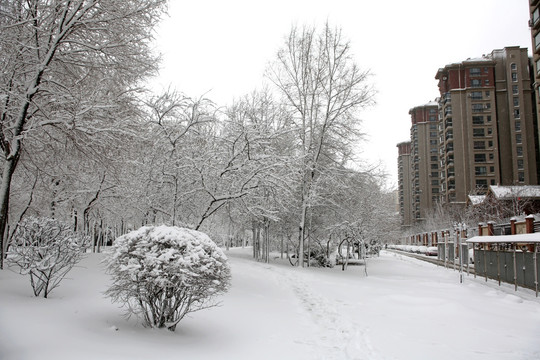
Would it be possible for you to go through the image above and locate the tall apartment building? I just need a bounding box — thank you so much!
[435,47,538,206]
[397,141,413,227]
[409,102,440,220]
[529,0,540,170]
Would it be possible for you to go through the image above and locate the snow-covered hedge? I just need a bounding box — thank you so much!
[104,225,231,331]
[387,244,438,256]
[7,217,89,298]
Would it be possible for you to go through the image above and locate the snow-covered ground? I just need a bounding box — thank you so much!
[1,248,539,360]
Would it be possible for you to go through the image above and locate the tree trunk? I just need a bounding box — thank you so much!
[298,200,308,267]
[0,157,18,269]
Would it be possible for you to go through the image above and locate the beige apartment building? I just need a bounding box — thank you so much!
[435,47,538,206]
[408,102,440,221]
[397,46,539,227]
[529,0,540,167]
[397,141,413,227]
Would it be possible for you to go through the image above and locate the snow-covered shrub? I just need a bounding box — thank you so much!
[104,225,231,331]
[309,247,334,268]
[7,217,89,298]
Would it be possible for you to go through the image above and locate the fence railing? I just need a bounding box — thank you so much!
[401,216,540,296]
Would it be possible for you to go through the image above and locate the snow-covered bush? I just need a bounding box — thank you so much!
[7,217,89,298]
[309,247,334,268]
[104,225,231,331]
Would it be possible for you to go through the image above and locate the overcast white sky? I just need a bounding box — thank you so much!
[151,0,531,189]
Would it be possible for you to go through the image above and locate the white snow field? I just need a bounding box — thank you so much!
[1,248,539,360]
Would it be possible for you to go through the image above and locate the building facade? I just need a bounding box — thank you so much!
[409,102,440,220]
[529,0,540,174]
[435,47,538,206]
[397,141,413,227]
[397,46,539,227]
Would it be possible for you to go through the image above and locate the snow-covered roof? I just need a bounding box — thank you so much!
[463,57,493,63]
[424,100,439,107]
[468,195,485,205]
[466,233,540,244]
[489,185,540,200]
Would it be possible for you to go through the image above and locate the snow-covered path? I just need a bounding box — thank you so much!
[1,248,540,360]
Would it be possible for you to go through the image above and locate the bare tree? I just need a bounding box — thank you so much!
[266,23,375,266]
[0,0,167,267]
[7,217,89,298]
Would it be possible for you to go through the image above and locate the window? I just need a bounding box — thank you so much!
[431,171,438,177]
[512,85,519,94]
[472,116,483,125]
[536,32,540,50]
[511,63,517,71]
[488,141,493,148]
[429,108,437,114]
[430,131,437,138]
[430,123,437,130]
[487,115,492,122]
[430,155,438,162]
[484,79,490,86]
[430,140,437,145]
[517,146,523,156]
[490,166,495,173]
[470,68,481,76]
[487,127,493,135]
[471,91,482,99]
[474,154,486,163]
[473,141,485,150]
[489,153,494,161]
[473,128,485,137]
[518,172,525,182]
[515,121,521,131]
[537,59,540,75]
[432,180,439,186]
[475,166,487,175]
[471,79,481,87]
[429,115,436,122]
[513,97,519,107]
[431,163,438,169]
[514,109,520,119]
[476,179,488,188]
[516,133,522,144]
[512,73,518,82]
[485,91,490,97]
[472,104,484,113]
[517,159,524,170]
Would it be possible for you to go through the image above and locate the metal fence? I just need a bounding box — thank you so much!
[473,247,539,294]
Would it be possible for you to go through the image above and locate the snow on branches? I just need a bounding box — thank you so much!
[104,225,231,331]
[7,217,90,298]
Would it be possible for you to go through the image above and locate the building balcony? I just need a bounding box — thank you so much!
[530,11,540,29]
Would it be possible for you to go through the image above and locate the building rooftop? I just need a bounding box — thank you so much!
[489,185,540,200]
